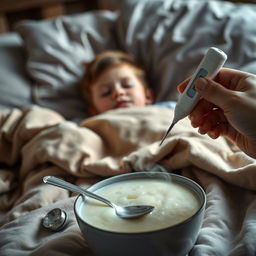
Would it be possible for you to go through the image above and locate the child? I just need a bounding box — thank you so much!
[79,50,154,115]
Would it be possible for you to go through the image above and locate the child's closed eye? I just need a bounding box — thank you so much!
[121,79,134,88]
[100,88,112,97]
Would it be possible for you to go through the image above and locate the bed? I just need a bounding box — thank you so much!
[0,0,256,255]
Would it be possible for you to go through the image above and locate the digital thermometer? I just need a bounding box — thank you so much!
[160,47,227,146]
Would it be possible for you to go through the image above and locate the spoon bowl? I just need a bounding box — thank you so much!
[43,176,154,219]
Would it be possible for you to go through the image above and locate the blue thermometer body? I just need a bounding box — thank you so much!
[160,47,227,145]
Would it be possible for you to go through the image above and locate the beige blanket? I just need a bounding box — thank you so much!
[0,105,255,256]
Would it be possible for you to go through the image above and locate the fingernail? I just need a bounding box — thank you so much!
[188,114,193,121]
[196,78,208,91]
[208,131,217,139]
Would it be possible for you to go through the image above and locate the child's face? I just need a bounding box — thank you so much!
[90,64,153,114]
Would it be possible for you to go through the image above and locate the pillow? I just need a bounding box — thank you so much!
[0,32,33,110]
[115,0,256,102]
[15,10,118,120]
[15,1,256,120]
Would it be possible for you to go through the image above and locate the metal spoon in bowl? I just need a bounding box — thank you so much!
[43,176,154,219]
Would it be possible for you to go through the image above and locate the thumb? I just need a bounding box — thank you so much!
[195,77,234,109]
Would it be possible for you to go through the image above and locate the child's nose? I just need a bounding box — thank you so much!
[113,83,125,97]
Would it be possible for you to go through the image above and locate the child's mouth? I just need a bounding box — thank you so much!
[115,100,131,108]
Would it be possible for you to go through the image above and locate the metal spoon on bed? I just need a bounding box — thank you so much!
[43,176,154,219]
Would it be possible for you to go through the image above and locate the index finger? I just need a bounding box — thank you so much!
[177,68,250,93]
[212,68,252,90]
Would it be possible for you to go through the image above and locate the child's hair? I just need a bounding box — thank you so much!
[79,50,148,108]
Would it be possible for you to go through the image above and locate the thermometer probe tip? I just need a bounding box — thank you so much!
[159,122,176,146]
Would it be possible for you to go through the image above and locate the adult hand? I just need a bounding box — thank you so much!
[177,68,256,158]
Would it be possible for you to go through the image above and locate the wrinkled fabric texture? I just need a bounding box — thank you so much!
[0,105,255,256]
[14,0,256,119]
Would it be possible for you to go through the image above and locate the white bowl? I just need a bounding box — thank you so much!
[74,172,206,256]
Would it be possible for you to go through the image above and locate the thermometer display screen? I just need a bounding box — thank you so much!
[186,68,208,98]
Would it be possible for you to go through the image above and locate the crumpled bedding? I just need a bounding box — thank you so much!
[0,105,256,256]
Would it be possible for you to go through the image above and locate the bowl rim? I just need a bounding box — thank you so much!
[74,171,206,235]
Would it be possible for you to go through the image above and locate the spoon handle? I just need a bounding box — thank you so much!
[43,176,113,207]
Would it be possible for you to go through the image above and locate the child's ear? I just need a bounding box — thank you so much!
[145,88,154,105]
